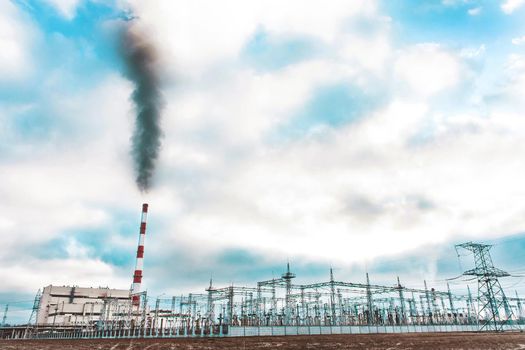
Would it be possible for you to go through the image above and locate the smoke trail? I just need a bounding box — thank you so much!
[119,24,163,192]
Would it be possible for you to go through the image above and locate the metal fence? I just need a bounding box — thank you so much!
[24,323,525,340]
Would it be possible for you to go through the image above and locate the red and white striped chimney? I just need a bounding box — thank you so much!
[131,203,148,307]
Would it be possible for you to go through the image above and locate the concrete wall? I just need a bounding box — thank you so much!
[227,324,524,336]
[31,323,525,339]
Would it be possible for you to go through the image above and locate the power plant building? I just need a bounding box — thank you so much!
[36,285,131,326]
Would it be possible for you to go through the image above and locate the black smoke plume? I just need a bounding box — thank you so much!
[119,24,163,192]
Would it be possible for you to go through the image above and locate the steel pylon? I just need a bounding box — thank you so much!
[456,242,514,331]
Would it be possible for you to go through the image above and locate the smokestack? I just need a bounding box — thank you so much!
[131,203,148,306]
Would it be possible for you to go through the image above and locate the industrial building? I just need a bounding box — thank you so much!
[36,286,131,326]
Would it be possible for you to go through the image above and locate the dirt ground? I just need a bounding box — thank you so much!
[1,332,525,350]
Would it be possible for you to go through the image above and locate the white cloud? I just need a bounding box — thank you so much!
[135,10,522,269]
[0,257,130,292]
[460,44,485,58]
[337,17,392,73]
[0,1,36,82]
[468,6,482,15]
[442,0,471,6]
[501,0,525,13]
[44,0,82,19]
[496,54,525,108]
[394,44,463,97]
[160,92,525,265]
[139,33,522,270]
[512,36,525,45]
[0,75,155,296]
[128,0,377,77]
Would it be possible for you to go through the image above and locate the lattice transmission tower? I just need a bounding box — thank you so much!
[456,241,514,331]
[27,289,42,325]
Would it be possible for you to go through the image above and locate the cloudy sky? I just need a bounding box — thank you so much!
[2,0,525,322]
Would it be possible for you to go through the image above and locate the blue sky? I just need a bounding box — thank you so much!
[1,0,525,324]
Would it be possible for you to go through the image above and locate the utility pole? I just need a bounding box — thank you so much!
[456,241,514,331]
[271,282,276,325]
[300,286,306,325]
[329,267,336,325]
[154,297,160,331]
[397,277,406,324]
[256,284,262,324]
[430,287,439,322]
[366,273,374,324]
[419,295,426,324]
[409,292,417,322]
[227,286,234,325]
[206,278,215,324]
[170,296,176,330]
[439,296,447,324]
[337,289,343,326]
[424,280,433,324]
[141,291,148,329]
[2,304,8,326]
[447,283,457,324]
[282,262,296,325]
[467,285,475,324]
